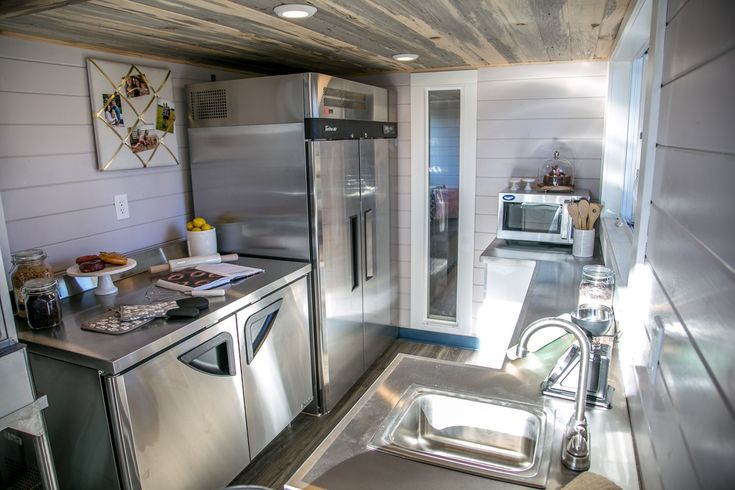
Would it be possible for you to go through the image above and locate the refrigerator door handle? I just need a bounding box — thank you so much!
[364,208,374,281]
[243,299,283,364]
[350,214,360,290]
[178,331,236,376]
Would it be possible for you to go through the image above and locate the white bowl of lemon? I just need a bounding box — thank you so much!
[186,217,217,257]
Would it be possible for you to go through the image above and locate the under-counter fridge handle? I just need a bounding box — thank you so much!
[178,331,236,376]
[243,299,283,364]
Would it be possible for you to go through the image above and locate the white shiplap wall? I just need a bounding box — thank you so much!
[472,62,608,325]
[0,36,246,272]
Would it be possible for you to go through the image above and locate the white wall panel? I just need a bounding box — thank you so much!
[478,97,605,119]
[478,75,607,100]
[476,157,601,179]
[478,118,604,139]
[476,138,602,159]
[658,49,735,154]
[662,0,735,84]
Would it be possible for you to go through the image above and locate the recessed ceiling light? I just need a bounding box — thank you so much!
[392,53,419,62]
[273,4,317,19]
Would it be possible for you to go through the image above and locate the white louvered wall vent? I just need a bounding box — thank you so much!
[190,89,228,120]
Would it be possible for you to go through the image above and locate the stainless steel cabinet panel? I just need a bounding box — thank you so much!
[311,140,366,411]
[189,123,310,261]
[108,315,249,490]
[30,354,120,490]
[360,139,395,368]
[237,276,312,458]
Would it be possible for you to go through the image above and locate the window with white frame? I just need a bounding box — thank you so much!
[410,71,477,334]
[621,50,648,228]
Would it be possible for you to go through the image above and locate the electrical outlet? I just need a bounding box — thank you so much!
[114,194,130,220]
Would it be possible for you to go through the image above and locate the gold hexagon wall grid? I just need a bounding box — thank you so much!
[86,58,180,171]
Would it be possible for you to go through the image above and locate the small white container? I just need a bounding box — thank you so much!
[572,228,595,258]
[509,178,521,191]
[522,178,535,191]
[187,228,217,257]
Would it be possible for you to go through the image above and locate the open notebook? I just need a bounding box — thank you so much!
[156,263,263,291]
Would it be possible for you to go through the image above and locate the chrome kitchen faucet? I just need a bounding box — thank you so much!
[517,317,592,472]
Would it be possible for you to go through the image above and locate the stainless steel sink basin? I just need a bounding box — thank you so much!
[368,385,554,488]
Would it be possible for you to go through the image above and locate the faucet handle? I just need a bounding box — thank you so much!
[563,420,591,471]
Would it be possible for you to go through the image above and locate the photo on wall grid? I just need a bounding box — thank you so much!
[156,99,175,133]
[102,93,124,127]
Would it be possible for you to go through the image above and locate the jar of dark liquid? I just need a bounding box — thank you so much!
[23,277,62,329]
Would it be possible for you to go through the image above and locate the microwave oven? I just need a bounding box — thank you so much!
[496,188,590,245]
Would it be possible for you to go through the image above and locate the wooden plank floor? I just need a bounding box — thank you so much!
[229,339,475,489]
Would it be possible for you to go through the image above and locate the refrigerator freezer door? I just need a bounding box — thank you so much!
[359,139,397,369]
[310,140,365,412]
[188,123,310,261]
[237,276,312,459]
[107,315,249,490]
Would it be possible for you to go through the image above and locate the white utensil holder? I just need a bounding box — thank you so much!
[573,228,595,258]
[187,228,217,257]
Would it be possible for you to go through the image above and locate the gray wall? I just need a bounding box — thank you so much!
[0,36,245,272]
[629,0,735,487]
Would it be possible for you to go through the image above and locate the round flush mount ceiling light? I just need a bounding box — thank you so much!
[273,4,317,19]
[392,53,419,62]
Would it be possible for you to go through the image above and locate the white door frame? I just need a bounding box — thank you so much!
[409,70,477,335]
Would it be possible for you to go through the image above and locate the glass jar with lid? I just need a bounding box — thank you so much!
[578,265,615,309]
[539,150,574,188]
[22,277,62,329]
[10,248,53,318]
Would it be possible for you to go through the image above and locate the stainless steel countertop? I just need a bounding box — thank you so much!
[17,258,310,375]
[286,348,639,490]
[481,238,604,343]
[480,238,601,264]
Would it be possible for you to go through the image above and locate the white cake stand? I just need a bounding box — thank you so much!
[66,259,137,296]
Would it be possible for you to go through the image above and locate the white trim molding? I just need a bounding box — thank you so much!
[409,70,477,335]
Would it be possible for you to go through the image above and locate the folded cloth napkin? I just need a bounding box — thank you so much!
[561,472,622,490]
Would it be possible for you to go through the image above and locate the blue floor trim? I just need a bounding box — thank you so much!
[398,328,480,350]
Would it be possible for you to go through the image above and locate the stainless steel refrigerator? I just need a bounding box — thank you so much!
[186,73,397,413]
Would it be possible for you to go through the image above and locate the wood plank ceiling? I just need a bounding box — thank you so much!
[0,0,632,75]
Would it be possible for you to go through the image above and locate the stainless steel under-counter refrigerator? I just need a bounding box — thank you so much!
[186,73,398,413]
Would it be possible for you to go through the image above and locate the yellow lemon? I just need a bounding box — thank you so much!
[192,217,206,228]
[186,221,193,231]
[201,223,213,231]
[191,227,202,232]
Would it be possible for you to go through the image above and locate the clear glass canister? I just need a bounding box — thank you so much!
[23,277,62,329]
[10,248,53,318]
[578,265,615,309]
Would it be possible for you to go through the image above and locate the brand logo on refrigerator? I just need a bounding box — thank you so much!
[502,195,516,201]
[324,125,338,132]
